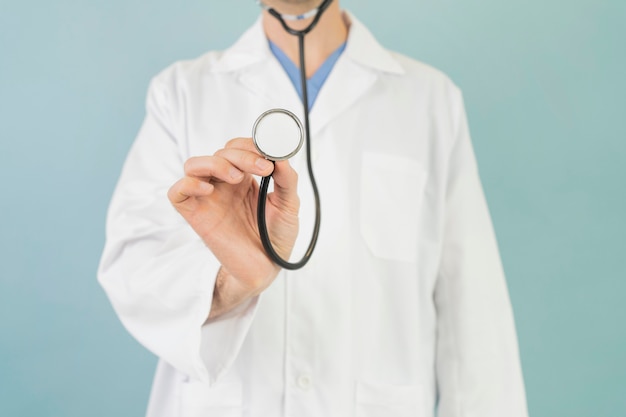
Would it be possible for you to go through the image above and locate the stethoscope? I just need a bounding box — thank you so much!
[253,0,334,270]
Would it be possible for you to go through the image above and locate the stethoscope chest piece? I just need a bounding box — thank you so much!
[253,107,320,270]
[252,109,304,161]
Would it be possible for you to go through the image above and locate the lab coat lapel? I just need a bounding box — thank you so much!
[212,18,303,117]
[239,60,303,116]
[308,58,376,138]
[310,13,404,136]
[212,13,405,134]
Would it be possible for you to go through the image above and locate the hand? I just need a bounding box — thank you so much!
[168,138,300,317]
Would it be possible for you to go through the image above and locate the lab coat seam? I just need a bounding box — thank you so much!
[434,88,467,416]
[437,269,463,416]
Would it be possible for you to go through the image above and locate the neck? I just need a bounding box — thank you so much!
[262,1,348,78]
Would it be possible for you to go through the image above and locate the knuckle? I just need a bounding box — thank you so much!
[248,276,269,292]
[166,185,176,201]
[246,152,260,167]
[224,137,243,149]
[183,157,196,174]
[167,179,185,203]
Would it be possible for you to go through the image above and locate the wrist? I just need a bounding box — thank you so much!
[208,265,278,320]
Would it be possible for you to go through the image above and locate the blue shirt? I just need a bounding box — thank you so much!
[269,40,347,110]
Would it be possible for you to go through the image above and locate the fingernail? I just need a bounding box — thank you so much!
[256,158,273,171]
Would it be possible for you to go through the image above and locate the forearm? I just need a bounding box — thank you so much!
[208,266,271,320]
[208,267,237,320]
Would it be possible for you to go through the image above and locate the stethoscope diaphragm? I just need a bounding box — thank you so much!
[252,108,304,161]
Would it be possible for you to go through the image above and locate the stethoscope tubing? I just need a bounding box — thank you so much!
[257,0,333,270]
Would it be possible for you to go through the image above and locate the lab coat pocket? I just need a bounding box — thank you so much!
[180,380,242,417]
[356,381,428,417]
[360,152,428,262]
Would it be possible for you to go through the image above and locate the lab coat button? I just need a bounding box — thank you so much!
[297,374,312,390]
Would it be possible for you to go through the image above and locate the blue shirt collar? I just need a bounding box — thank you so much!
[268,40,347,110]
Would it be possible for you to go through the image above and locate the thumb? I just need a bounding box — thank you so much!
[268,160,299,213]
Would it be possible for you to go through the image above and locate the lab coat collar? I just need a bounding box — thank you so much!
[211,11,405,75]
[342,12,405,75]
[211,17,269,74]
[212,11,405,135]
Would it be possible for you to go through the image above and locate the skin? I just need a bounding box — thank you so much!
[168,0,348,320]
[262,0,348,77]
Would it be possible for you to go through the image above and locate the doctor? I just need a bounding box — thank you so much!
[99,0,529,416]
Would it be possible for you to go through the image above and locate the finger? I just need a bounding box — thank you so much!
[168,177,214,204]
[223,138,276,175]
[269,160,299,212]
[214,147,275,177]
[184,156,245,184]
[224,137,259,153]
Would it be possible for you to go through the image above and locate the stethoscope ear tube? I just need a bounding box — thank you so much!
[263,0,333,35]
[257,170,321,270]
[255,1,332,269]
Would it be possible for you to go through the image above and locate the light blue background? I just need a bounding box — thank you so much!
[1,0,624,416]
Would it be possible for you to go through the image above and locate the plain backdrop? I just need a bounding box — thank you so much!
[1,0,624,416]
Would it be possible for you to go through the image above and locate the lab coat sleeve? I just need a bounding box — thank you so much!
[98,74,259,385]
[434,88,528,416]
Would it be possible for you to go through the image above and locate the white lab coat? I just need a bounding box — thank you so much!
[98,12,528,417]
